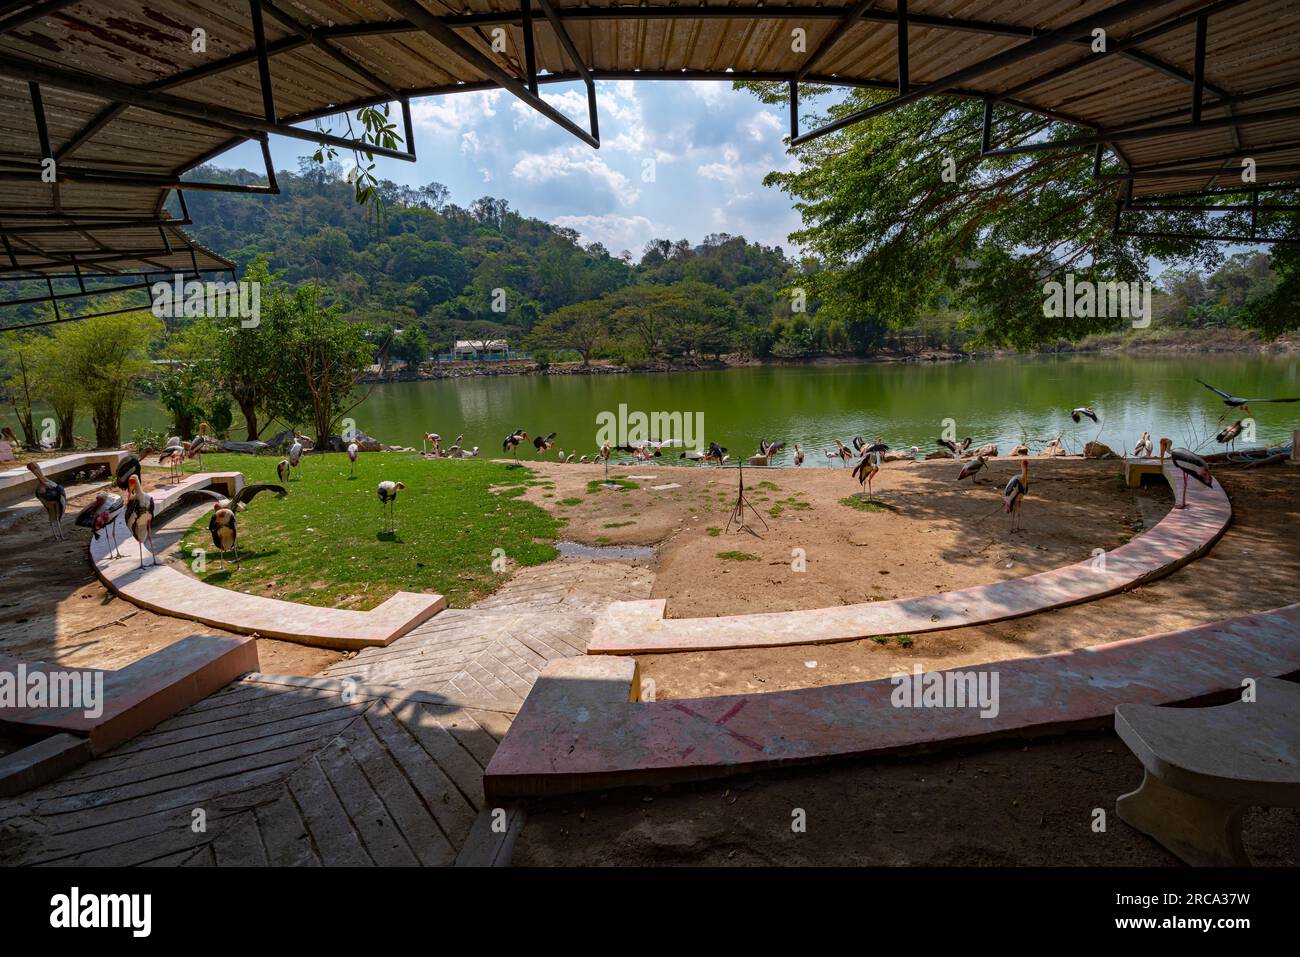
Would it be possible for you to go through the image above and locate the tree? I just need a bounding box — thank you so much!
[264,282,375,447]
[30,337,78,449]
[392,325,429,369]
[527,301,608,365]
[201,258,280,440]
[1,333,40,449]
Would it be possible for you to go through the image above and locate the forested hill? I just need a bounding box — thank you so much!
[178,162,808,358]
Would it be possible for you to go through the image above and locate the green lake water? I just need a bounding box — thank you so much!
[50,353,1300,464]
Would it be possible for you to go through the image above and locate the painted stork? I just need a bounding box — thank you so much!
[1070,407,1099,424]
[1003,459,1029,531]
[502,429,528,460]
[377,480,406,533]
[114,454,142,491]
[1160,438,1212,510]
[186,422,211,469]
[276,458,290,484]
[828,439,852,466]
[957,455,988,484]
[1216,419,1244,452]
[25,462,66,541]
[533,431,557,455]
[124,474,156,568]
[852,450,882,499]
[793,444,804,466]
[75,491,124,558]
[1196,378,1300,416]
[158,444,185,484]
[1131,431,1154,458]
[208,503,239,567]
[288,432,304,479]
[176,482,286,514]
[937,437,970,458]
[347,441,360,477]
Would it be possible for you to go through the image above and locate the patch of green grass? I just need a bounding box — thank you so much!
[840,495,897,513]
[717,550,759,562]
[869,634,914,647]
[595,536,611,544]
[755,480,780,491]
[559,497,583,506]
[603,520,636,528]
[178,453,558,612]
[706,526,722,537]
[768,505,784,518]
[587,478,639,493]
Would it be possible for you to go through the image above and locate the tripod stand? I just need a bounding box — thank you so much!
[724,462,769,535]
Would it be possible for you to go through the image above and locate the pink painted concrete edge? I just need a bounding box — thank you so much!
[90,471,445,650]
[589,460,1231,654]
[485,603,1300,800]
[1,634,259,755]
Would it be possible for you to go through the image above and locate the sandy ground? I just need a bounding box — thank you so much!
[513,726,1300,866]
[633,463,1300,700]
[0,468,343,679]
[524,457,1158,618]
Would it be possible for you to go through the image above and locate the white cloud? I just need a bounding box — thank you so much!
[512,146,637,204]
[745,110,783,141]
[552,213,658,251]
[411,90,501,134]
[460,130,481,155]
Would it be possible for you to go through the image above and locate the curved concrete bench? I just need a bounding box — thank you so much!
[589,460,1231,654]
[90,471,445,650]
[0,449,128,508]
[484,603,1300,800]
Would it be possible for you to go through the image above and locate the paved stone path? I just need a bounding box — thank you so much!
[0,559,651,866]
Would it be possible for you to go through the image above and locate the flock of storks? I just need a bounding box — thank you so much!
[19,378,1295,562]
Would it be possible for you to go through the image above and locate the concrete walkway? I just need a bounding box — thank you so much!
[589,460,1230,654]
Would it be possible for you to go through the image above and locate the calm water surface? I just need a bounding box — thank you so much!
[98,353,1300,463]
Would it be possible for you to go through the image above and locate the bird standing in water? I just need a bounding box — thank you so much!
[1160,438,1213,509]
[347,441,359,478]
[1003,459,1029,532]
[208,502,239,567]
[124,474,156,568]
[26,462,66,541]
[793,444,804,466]
[377,480,406,533]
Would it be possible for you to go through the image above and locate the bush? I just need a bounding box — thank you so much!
[131,426,168,454]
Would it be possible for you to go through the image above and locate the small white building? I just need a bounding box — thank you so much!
[453,339,509,360]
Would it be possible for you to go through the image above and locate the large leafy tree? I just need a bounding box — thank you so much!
[739,82,1298,348]
[200,258,281,440]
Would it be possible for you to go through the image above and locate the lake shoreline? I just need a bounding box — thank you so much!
[364,330,1299,384]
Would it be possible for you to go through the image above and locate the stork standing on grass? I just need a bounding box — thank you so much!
[1003,459,1029,532]
[377,480,406,533]
[186,422,211,470]
[277,458,290,484]
[25,462,66,541]
[347,441,359,478]
[75,492,124,558]
[158,444,186,484]
[1159,437,1213,510]
[208,503,239,568]
[124,474,156,568]
[288,432,304,479]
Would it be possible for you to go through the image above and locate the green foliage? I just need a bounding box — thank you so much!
[130,426,168,454]
[716,550,758,561]
[178,453,558,611]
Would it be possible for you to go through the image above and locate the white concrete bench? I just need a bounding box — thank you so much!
[1115,677,1300,866]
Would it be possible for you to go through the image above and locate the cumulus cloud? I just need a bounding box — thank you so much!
[551,213,659,251]
[513,146,637,204]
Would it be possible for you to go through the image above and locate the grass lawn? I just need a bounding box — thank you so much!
[177,452,558,611]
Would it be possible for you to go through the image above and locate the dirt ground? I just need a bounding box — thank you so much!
[513,726,1300,866]
[0,467,342,677]
[524,457,1158,618]
[633,463,1300,699]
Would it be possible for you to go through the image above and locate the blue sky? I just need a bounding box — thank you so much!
[213,80,807,260]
